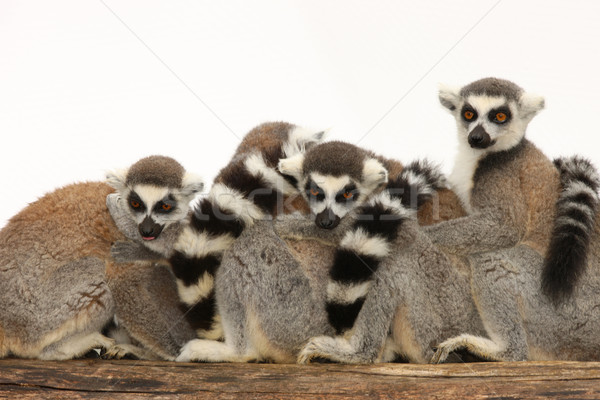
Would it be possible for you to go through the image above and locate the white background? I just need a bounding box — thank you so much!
[1,1,599,228]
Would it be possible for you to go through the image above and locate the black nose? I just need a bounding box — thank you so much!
[315,209,341,230]
[138,216,164,240]
[468,125,492,149]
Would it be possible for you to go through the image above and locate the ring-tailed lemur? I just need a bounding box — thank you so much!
[299,154,600,364]
[0,155,201,360]
[174,141,450,362]
[278,141,447,335]
[111,122,326,343]
[424,77,598,303]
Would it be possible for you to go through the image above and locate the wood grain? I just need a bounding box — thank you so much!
[1,359,599,399]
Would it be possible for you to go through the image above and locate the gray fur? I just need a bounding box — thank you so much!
[459,77,523,101]
[106,263,197,360]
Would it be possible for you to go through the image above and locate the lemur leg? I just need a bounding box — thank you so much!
[106,262,197,361]
[37,257,115,360]
[177,269,257,363]
[432,247,531,363]
[298,262,401,364]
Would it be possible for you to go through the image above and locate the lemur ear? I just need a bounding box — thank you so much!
[106,169,129,193]
[283,126,327,158]
[362,157,388,192]
[180,172,205,200]
[438,83,461,112]
[278,153,305,182]
[519,92,545,120]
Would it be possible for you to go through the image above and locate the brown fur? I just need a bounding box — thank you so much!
[0,181,191,359]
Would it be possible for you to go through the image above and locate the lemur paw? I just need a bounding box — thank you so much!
[430,334,501,363]
[297,336,350,364]
[102,344,143,360]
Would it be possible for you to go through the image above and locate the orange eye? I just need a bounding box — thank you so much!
[162,203,172,211]
[495,112,507,122]
[310,188,320,196]
[130,200,140,208]
[343,192,354,199]
[464,111,474,120]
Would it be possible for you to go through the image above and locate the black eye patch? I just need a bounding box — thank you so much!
[128,192,146,213]
[305,180,325,202]
[335,184,359,203]
[461,104,478,122]
[488,107,512,124]
[154,196,177,214]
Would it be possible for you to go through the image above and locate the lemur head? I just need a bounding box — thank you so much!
[439,77,545,153]
[106,155,204,244]
[278,141,388,229]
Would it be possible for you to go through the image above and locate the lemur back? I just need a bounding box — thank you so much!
[0,156,201,360]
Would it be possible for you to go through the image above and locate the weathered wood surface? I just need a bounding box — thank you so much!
[1,359,600,399]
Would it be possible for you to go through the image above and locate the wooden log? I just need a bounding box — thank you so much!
[1,359,600,399]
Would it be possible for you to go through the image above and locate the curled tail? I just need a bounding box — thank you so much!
[542,156,600,304]
[325,159,444,335]
[169,123,324,339]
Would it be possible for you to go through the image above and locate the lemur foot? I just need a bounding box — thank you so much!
[176,339,240,363]
[298,336,361,364]
[430,334,501,364]
[102,343,161,360]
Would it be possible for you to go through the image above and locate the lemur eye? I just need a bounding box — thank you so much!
[495,112,507,123]
[463,110,475,120]
[161,203,172,211]
[310,188,321,196]
[130,200,141,209]
[342,192,354,199]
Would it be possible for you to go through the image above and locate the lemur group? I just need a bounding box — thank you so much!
[2,77,600,364]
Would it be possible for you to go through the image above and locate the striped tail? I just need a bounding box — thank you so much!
[169,125,323,339]
[542,156,600,304]
[325,159,444,335]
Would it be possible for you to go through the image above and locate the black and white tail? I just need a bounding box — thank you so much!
[542,155,600,304]
[325,160,446,335]
[169,123,324,339]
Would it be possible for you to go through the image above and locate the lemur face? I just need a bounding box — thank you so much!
[125,184,191,241]
[304,173,360,229]
[106,155,204,248]
[439,78,545,153]
[278,141,388,230]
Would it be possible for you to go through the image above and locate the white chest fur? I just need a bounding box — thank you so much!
[448,143,484,214]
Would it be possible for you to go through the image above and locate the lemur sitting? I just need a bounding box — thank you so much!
[111,122,326,342]
[299,154,600,363]
[174,141,453,362]
[426,77,598,303]
[0,156,201,360]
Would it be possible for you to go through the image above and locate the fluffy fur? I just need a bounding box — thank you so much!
[0,155,201,360]
[175,143,459,363]
[299,156,600,364]
[427,77,595,305]
[542,156,600,302]
[165,122,324,340]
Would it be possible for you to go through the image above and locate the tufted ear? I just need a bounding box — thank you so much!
[283,126,327,158]
[362,157,388,193]
[106,168,129,193]
[438,83,462,112]
[180,172,205,201]
[278,153,305,183]
[519,92,545,120]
